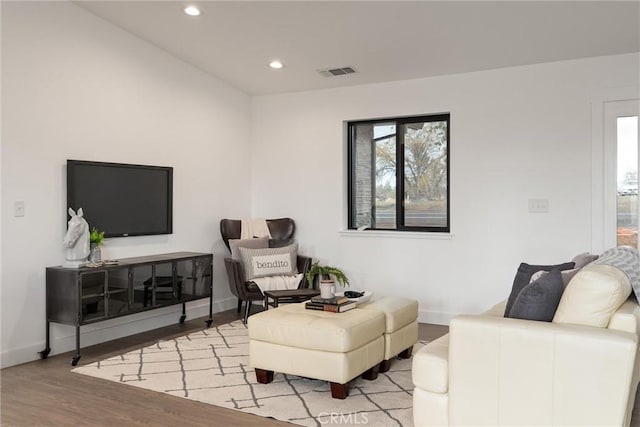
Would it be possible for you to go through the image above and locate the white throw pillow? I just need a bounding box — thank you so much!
[553,264,632,327]
[238,244,298,280]
[228,237,269,260]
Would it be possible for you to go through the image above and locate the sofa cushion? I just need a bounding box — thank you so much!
[412,334,449,393]
[358,295,418,333]
[553,264,632,328]
[507,270,564,322]
[504,261,575,317]
[248,303,385,353]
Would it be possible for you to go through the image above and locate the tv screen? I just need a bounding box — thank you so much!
[67,160,173,238]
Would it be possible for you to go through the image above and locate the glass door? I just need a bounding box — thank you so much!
[80,271,106,321]
[616,115,638,248]
[131,264,153,310]
[177,257,212,300]
[149,262,179,307]
[105,268,129,317]
[194,256,212,298]
[605,99,639,249]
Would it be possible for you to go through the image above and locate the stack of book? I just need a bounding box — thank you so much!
[305,295,357,313]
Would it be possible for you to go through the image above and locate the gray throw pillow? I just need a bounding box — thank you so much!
[530,268,582,287]
[229,237,269,260]
[238,244,298,280]
[508,270,564,322]
[532,252,599,288]
[560,268,581,286]
[571,252,599,269]
[504,261,575,317]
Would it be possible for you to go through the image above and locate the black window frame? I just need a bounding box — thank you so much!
[347,113,451,233]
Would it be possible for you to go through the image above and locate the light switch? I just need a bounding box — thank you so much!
[14,201,25,217]
[528,199,549,213]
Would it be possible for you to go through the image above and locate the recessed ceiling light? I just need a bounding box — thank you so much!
[269,60,284,69]
[183,6,201,16]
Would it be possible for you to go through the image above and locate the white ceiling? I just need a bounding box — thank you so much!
[77,1,640,95]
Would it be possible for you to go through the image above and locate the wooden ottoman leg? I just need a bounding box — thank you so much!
[362,364,380,380]
[255,368,274,384]
[398,345,413,359]
[379,359,392,373]
[330,382,349,399]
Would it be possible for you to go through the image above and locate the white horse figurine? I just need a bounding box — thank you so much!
[63,208,90,268]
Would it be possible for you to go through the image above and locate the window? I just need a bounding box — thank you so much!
[347,113,450,232]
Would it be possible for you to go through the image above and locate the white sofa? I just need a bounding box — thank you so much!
[413,264,640,426]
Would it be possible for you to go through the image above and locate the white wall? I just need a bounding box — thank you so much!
[250,53,640,324]
[2,2,637,369]
[1,2,251,367]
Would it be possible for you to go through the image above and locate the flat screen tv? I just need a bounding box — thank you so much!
[67,160,173,238]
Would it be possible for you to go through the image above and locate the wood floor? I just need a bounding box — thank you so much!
[2,306,638,427]
[1,307,447,427]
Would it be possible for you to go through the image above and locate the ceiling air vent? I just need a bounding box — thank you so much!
[317,66,357,77]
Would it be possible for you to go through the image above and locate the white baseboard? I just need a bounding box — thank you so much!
[0,296,237,369]
[418,309,455,326]
[3,301,453,368]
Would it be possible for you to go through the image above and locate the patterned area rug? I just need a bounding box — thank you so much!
[73,321,424,426]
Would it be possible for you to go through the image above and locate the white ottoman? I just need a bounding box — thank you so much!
[359,295,419,371]
[248,302,386,399]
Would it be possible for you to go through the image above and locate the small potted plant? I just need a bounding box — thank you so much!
[306,261,349,299]
[88,227,105,262]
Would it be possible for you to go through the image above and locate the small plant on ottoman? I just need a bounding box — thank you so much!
[306,261,349,298]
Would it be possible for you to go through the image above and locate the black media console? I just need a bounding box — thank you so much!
[40,252,213,366]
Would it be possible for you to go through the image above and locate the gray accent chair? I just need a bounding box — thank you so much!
[219,218,312,323]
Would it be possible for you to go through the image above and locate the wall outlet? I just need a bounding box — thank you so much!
[14,201,25,217]
[528,198,549,213]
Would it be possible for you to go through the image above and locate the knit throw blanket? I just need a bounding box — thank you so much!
[592,246,640,303]
[240,218,272,240]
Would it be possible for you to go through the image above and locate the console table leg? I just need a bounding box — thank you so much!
[71,324,81,366]
[330,382,349,399]
[179,302,186,324]
[39,320,51,359]
[207,291,213,326]
[206,264,214,327]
